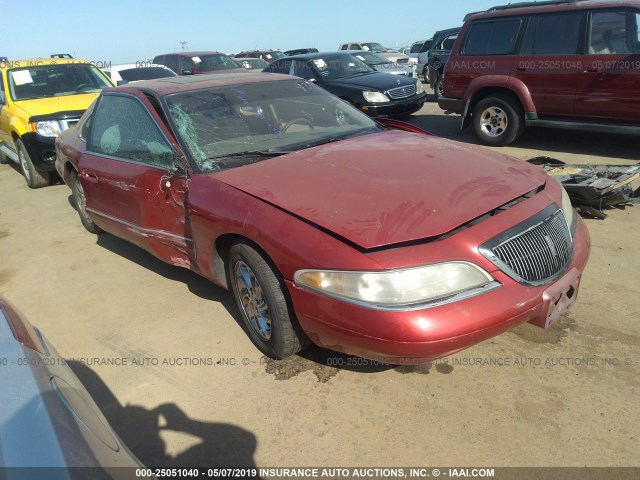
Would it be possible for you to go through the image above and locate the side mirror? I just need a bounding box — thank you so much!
[307,78,316,83]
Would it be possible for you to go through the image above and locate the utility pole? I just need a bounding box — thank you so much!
[180,41,188,52]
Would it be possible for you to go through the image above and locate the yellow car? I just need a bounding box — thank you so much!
[0,57,113,188]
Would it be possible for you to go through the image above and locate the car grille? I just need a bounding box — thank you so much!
[387,84,416,100]
[480,208,573,286]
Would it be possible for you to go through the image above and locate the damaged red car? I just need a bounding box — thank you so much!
[55,73,590,364]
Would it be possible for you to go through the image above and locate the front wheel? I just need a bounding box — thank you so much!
[228,241,308,359]
[472,95,524,146]
[16,139,49,188]
[71,171,102,234]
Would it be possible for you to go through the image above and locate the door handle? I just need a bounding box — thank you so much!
[584,68,598,73]
[516,67,527,72]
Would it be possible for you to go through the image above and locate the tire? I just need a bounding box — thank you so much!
[422,67,430,84]
[16,139,49,188]
[228,241,308,359]
[472,94,524,147]
[71,171,102,234]
[433,76,444,100]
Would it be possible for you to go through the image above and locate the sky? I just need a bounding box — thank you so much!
[1,0,512,64]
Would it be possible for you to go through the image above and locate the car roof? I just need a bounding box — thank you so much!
[107,63,171,72]
[108,72,292,96]
[0,58,97,70]
[465,0,632,21]
[273,51,354,61]
[155,51,226,57]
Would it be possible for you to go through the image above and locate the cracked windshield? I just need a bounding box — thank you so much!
[165,79,380,172]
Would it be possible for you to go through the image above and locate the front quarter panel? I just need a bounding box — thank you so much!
[187,174,385,288]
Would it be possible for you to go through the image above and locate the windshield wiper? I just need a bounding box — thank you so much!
[205,150,288,160]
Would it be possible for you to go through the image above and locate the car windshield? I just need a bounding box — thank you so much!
[361,42,387,53]
[164,79,380,172]
[192,54,239,73]
[310,54,372,81]
[351,51,389,66]
[8,64,112,100]
[118,67,176,82]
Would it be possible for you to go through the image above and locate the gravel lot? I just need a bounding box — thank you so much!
[0,97,638,471]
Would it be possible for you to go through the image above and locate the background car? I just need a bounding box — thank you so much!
[0,57,114,188]
[407,39,430,69]
[339,42,411,64]
[153,51,245,75]
[0,297,147,471]
[55,73,589,365]
[439,0,640,145]
[416,27,459,92]
[103,63,177,85]
[232,57,269,70]
[284,48,319,56]
[233,50,285,63]
[347,51,416,77]
[263,52,426,117]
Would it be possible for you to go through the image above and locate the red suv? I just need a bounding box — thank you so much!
[438,0,640,146]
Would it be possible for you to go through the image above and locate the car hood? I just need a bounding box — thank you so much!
[329,71,414,92]
[214,130,547,250]
[14,93,100,118]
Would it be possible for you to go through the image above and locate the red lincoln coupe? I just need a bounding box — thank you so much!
[55,73,590,364]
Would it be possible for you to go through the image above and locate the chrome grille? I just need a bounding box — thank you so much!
[387,84,416,100]
[480,208,573,285]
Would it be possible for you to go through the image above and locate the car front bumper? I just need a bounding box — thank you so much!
[21,133,59,172]
[287,216,590,364]
[359,92,427,118]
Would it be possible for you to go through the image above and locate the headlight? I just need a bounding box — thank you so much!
[295,262,497,310]
[363,91,390,103]
[31,120,62,137]
[560,185,575,232]
[415,80,425,94]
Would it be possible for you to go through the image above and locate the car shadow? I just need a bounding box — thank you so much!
[93,233,399,378]
[95,234,233,306]
[69,362,262,473]
[408,112,640,161]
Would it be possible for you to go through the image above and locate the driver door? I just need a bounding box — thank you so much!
[79,91,194,267]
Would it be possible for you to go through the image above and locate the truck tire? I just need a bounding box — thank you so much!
[472,95,524,146]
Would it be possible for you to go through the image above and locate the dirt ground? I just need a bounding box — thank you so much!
[0,99,638,472]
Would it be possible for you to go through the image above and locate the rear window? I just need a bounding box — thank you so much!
[520,12,583,55]
[118,67,176,82]
[463,19,522,55]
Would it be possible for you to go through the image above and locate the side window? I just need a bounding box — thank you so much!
[463,19,522,55]
[520,13,583,54]
[293,60,316,80]
[88,94,173,168]
[589,10,637,54]
[164,55,179,74]
[441,34,458,50]
[265,60,293,74]
[340,45,347,50]
[179,56,191,74]
[79,109,93,141]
